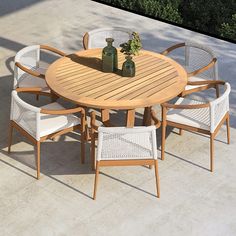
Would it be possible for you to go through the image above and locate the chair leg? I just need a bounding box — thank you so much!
[216,84,220,98]
[226,115,230,144]
[8,122,13,154]
[154,160,160,198]
[36,94,39,100]
[81,131,85,164]
[179,128,183,136]
[36,141,41,179]
[85,123,90,142]
[210,134,214,172]
[93,161,100,200]
[91,135,96,170]
[161,124,166,160]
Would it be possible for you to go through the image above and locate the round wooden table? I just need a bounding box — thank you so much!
[46,49,187,126]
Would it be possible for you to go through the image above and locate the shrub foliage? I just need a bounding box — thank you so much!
[98,0,236,42]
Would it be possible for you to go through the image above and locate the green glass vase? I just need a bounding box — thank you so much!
[102,38,118,73]
[122,55,135,77]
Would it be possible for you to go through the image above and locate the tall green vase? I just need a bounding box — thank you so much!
[102,38,118,72]
[122,55,135,77]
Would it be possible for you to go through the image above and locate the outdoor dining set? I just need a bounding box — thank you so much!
[7,27,231,200]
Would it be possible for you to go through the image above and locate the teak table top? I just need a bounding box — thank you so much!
[46,49,187,109]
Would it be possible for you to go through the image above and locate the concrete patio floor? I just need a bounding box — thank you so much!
[0,1,236,235]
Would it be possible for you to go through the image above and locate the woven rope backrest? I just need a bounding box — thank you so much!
[185,41,218,80]
[11,91,41,140]
[87,27,132,49]
[210,83,230,133]
[14,45,40,88]
[97,126,157,161]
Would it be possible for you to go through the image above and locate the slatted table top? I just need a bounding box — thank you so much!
[46,49,187,109]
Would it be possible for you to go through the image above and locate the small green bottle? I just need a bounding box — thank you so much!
[102,38,118,72]
[122,55,135,77]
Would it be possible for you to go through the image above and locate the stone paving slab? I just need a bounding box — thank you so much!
[0,1,236,235]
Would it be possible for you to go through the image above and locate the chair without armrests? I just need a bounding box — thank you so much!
[90,111,160,200]
[8,88,86,179]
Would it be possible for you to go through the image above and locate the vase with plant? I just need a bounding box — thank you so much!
[120,32,142,77]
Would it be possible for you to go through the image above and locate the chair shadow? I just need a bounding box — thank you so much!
[187,130,229,144]
[5,56,14,75]
[164,150,210,171]
[0,135,94,200]
[48,175,93,199]
[100,171,157,198]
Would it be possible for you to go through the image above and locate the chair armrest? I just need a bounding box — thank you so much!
[187,79,225,86]
[150,109,161,128]
[187,58,217,77]
[82,32,89,50]
[41,107,85,115]
[180,80,225,96]
[40,45,66,57]
[160,43,185,56]
[15,62,45,79]
[15,87,51,96]
[162,102,210,110]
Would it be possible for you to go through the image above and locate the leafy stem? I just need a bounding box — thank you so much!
[120,32,142,56]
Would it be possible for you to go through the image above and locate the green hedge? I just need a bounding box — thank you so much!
[96,0,236,42]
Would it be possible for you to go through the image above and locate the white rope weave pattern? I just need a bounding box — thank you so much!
[14,45,40,88]
[187,46,215,80]
[210,83,230,133]
[11,91,40,140]
[97,126,157,161]
[87,27,132,49]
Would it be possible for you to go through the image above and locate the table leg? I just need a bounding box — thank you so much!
[126,109,135,128]
[50,90,59,102]
[142,107,152,126]
[101,109,110,126]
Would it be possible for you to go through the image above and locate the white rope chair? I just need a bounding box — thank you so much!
[160,81,230,172]
[83,27,132,49]
[14,45,66,96]
[8,88,86,179]
[90,111,161,200]
[161,41,219,97]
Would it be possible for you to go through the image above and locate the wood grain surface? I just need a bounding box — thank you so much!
[46,49,187,109]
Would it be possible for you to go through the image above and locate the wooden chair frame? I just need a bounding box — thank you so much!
[15,45,66,100]
[159,80,230,172]
[8,88,86,179]
[161,42,219,97]
[90,110,161,200]
[15,45,66,81]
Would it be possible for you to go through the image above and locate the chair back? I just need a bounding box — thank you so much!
[97,126,157,161]
[210,82,230,133]
[185,41,218,80]
[83,27,132,49]
[11,90,41,140]
[14,45,40,88]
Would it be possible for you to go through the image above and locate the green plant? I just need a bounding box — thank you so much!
[98,0,236,42]
[219,14,236,39]
[120,32,142,56]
